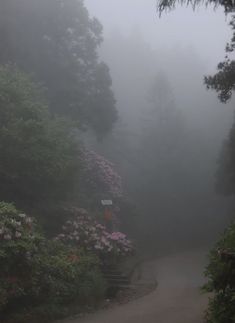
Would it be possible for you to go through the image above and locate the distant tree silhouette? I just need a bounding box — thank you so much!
[0,0,117,136]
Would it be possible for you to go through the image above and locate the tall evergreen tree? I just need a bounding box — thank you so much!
[0,0,117,136]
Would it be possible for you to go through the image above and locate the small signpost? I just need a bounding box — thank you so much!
[101,200,113,231]
[101,200,113,206]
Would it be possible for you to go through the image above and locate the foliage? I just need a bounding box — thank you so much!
[0,202,106,322]
[203,222,235,323]
[0,0,117,135]
[0,65,80,209]
[204,30,235,103]
[56,207,133,261]
[158,0,234,14]
[0,202,44,312]
[205,60,235,103]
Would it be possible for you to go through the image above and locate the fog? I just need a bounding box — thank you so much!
[84,0,234,252]
[86,0,230,67]
[1,1,235,321]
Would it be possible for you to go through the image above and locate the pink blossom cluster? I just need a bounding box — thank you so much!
[56,208,133,256]
[0,212,33,241]
[80,149,123,198]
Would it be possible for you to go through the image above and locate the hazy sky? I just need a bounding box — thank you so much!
[85,0,231,71]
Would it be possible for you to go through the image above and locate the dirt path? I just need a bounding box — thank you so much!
[64,249,209,323]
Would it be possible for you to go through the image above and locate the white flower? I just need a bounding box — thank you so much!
[4,234,11,240]
[15,231,22,238]
[19,213,26,218]
[25,217,32,224]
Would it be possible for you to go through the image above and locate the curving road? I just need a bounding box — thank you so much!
[64,250,209,323]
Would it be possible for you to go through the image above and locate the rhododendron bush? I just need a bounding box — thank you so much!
[0,202,44,311]
[0,202,105,320]
[56,208,133,259]
[79,149,123,199]
[0,203,35,242]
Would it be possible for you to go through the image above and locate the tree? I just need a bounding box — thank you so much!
[157,0,235,103]
[158,0,234,14]
[0,65,80,211]
[216,120,235,196]
[0,0,117,136]
[136,73,188,235]
[157,0,235,196]
[157,3,235,321]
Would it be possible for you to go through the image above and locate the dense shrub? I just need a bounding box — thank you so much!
[0,65,80,211]
[56,207,133,264]
[204,222,235,323]
[0,202,106,322]
[0,202,43,310]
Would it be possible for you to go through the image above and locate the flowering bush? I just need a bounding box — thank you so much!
[0,202,44,311]
[0,202,106,322]
[0,202,35,242]
[56,208,133,260]
[80,149,123,199]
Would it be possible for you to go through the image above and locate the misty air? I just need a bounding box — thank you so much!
[0,1,234,322]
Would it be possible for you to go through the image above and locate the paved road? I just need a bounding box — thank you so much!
[64,250,209,323]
